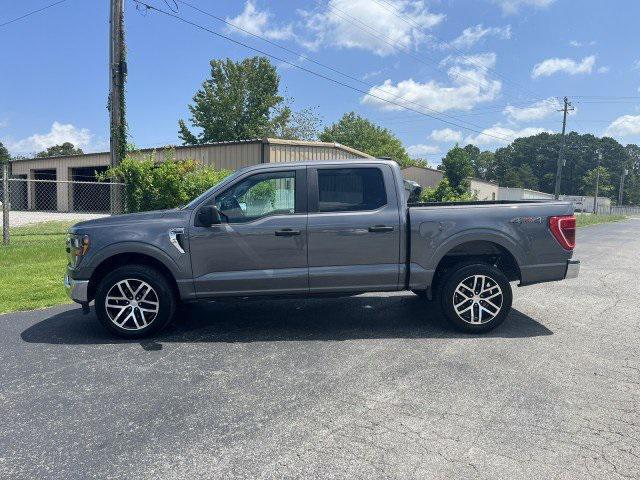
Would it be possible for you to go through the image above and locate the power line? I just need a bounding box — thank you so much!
[571,95,640,99]
[0,0,68,29]
[176,0,512,135]
[368,0,544,102]
[130,0,514,142]
[324,2,531,106]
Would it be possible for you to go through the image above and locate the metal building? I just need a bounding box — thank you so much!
[401,165,444,189]
[7,138,371,213]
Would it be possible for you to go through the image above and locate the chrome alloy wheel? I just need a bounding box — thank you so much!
[452,275,503,325]
[105,279,159,330]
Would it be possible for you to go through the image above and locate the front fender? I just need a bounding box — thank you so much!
[78,241,183,280]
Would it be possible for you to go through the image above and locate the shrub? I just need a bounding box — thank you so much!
[420,178,476,203]
[98,150,232,212]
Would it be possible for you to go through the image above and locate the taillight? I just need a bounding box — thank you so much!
[549,215,576,250]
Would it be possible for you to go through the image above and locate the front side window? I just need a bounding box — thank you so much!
[318,168,387,212]
[215,171,296,223]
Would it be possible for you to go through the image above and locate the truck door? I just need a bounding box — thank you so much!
[189,166,308,296]
[307,165,401,292]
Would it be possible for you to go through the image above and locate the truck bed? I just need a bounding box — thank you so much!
[406,199,575,290]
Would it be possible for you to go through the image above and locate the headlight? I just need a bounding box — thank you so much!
[66,234,90,267]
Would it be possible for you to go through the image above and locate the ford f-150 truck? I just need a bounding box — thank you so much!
[65,159,579,338]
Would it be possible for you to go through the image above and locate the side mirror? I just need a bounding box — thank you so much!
[197,205,223,227]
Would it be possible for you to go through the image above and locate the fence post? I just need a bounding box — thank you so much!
[2,163,9,246]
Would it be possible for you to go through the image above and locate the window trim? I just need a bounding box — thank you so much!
[308,166,388,214]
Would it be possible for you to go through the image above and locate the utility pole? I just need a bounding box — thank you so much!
[109,0,126,214]
[618,168,628,206]
[593,151,601,214]
[554,96,574,199]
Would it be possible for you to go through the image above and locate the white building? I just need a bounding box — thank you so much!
[468,178,499,200]
[498,187,554,201]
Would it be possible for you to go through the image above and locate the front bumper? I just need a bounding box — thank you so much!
[565,259,580,279]
[64,273,90,304]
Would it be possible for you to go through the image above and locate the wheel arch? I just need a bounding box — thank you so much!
[87,245,181,302]
[428,231,524,295]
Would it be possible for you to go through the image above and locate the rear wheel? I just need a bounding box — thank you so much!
[438,263,512,333]
[95,265,176,338]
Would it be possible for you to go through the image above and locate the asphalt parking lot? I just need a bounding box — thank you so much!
[1,219,638,479]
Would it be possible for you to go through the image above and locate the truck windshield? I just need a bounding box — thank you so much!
[181,169,245,210]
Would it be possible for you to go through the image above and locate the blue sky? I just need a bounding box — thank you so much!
[1,0,640,164]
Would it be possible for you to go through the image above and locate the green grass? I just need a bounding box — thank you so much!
[0,221,75,314]
[575,214,626,228]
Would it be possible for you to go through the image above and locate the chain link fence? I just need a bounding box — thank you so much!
[2,164,125,244]
[596,205,640,217]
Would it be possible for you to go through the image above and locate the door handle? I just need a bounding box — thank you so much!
[368,225,394,233]
[275,228,301,236]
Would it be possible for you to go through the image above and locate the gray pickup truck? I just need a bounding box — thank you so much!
[65,159,579,338]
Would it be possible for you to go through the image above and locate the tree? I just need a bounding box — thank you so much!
[488,131,638,201]
[463,144,480,175]
[503,168,523,188]
[320,112,411,166]
[271,104,322,141]
[518,164,539,190]
[0,141,9,165]
[473,150,497,181]
[441,145,473,193]
[36,142,83,158]
[581,166,613,197]
[179,57,293,144]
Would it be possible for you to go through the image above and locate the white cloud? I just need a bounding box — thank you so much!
[429,128,463,142]
[448,24,511,49]
[362,70,382,80]
[465,124,550,146]
[597,66,610,74]
[503,97,561,122]
[569,40,596,48]
[604,115,640,138]
[0,119,8,128]
[226,1,293,40]
[301,0,445,56]
[632,60,640,71]
[407,144,441,157]
[3,122,95,155]
[531,55,596,78]
[493,0,555,14]
[361,53,502,112]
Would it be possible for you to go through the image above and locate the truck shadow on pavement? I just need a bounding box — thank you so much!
[21,294,552,347]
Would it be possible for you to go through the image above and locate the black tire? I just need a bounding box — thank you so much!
[94,265,176,338]
[438,263,512,333]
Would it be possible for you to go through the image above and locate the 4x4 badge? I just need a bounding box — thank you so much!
[510,216,543,224]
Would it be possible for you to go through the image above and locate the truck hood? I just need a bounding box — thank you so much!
[70,209,190,231]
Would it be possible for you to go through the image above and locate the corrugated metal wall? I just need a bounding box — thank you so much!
[401,166,444,189]
[266,142,370,163]
[147,142,263,170]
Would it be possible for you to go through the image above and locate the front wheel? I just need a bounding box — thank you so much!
[95,265,176,338]
[438,263,512,333]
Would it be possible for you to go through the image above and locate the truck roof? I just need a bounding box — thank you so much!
[237,158,398,173]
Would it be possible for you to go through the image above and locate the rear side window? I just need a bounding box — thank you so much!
[318,168,387,212]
